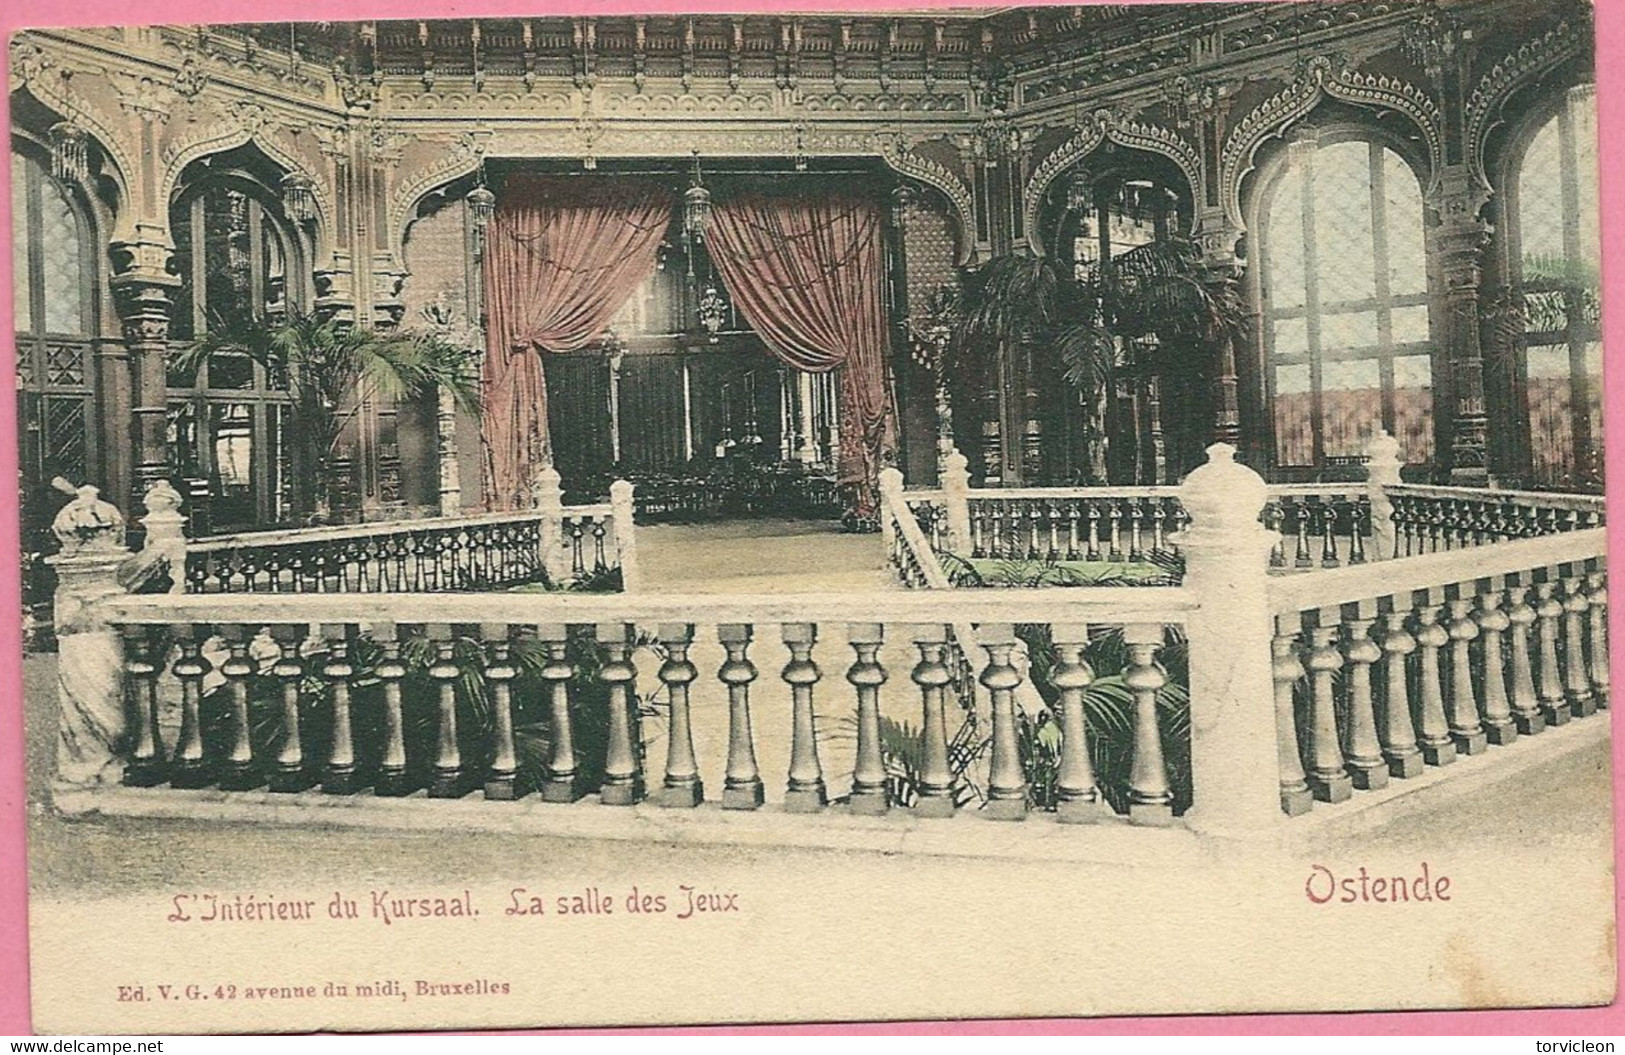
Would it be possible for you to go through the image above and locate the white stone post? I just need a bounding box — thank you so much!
[1175,443,1285,839]
[532,465,570,583]
[941,447,973,557]
[46,485,131,790]
[1365,430,1402,562]
[139,479,188,595]
[609,479,640,593]
[878,466,904,557]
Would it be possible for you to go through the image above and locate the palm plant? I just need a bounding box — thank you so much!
[176,309,480,524]
[951,237,1247,483]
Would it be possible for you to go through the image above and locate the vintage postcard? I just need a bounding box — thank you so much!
[9,0,1618,1035]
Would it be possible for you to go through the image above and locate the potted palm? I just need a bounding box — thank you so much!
[177,309,481,524]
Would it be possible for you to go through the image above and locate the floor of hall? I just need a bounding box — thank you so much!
[633,517,892,594]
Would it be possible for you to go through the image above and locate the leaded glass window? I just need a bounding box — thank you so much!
[1260,138,1434,469]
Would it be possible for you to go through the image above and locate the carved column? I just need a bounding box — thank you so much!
[111,278,179,516]
[1430,186,1492,485]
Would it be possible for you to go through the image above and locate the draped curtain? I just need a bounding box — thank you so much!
[706,192,898,520]
[481,176,672,510]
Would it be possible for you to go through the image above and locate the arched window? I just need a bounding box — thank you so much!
[11,145,97,489]
[166,176,304,531]
[1508,86,1602,490]
[1259,137,1434,471]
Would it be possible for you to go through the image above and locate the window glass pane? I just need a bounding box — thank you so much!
[263,214,287,319]
[203,190,253,331]
[1312,142,1376,303]
[1392,355,1434,465]
[1518,119,1566,276]
[1264,166,1305,310]
[170,200,195,343]
[1527,345,1575,487]
[1273,316,1308,357]
[1273,363,1313,466]
[38,175,84,335]
[1319,359,1382,458]
[1383,150,1428,298]
[210,402,257,529]
[11,153,32,334]
[207,352,256,391]
[1319,311,1378,352]
[1391,304,1431,345]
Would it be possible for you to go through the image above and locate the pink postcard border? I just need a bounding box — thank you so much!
[1,0,1621,1037]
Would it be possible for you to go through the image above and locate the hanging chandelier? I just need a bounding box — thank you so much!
[697,284,729,339]
[281,173,317,224]
[49,121,89,186]
[1065,170,1093,217]
[682,150,712,246]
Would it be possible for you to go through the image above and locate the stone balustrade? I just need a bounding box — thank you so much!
[1386,484,1605,557]
[92,589,1194,827]
[172,474,638,594]
[44,442,1611,845]
[1266,527,1608,815]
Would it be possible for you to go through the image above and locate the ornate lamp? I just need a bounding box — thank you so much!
[697,284,729,339]
[281,173,317,224]
[466,161,496,241]
[682,151,712,246]
[48,121,89,185]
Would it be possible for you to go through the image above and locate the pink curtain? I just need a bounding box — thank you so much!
[482,176,672,510]
[706,192,898,521]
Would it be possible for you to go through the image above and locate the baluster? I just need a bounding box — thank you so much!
[1046,500,1062,561]
[1123,623,1174,824]
[1086,503,1103,561]
[1586,563,1610,709]
[374,624,413,796]
[597,622,642,805]
[321,625,358,793]
[1293,501,1313,568]
[846,623,890,815]
[1474,580,1517,745]
[1348,501,1368,564]
[1444,589,1487,755]
[538,624,582,801]
[1265,500,1287,568]
[655,624,703,807]
[168,628,212,788]
[1272,618,1314,815]
[121,626,166,786]
[1026,501,1042,560]
[1106,502,1124,562]
[988,502,1005,558]
[909,624,955,818]
[1127,500,1145,562]
[1411,590,1457,766]
[1052,623,1106,822]
[1561,564,1597,717]
[1065,501,1081,560]
[570,519,587,577]
[592,519,609,573]
[268,624,313,792]
[718,624,764,809]
[483,624,519,800]
[970,500,987,558]
[1376,606,1424,777]
[217,626,260,791]
[1503,578,1544,735]
[979,624,1028,820]
[1533,576,1569,725]
[1150,500,1168,558]
[782,623,827,811]
[1319,501,1341,569]
[1303,617,1353,801]
[1339,603,1386,790]
[427,626,463,797]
